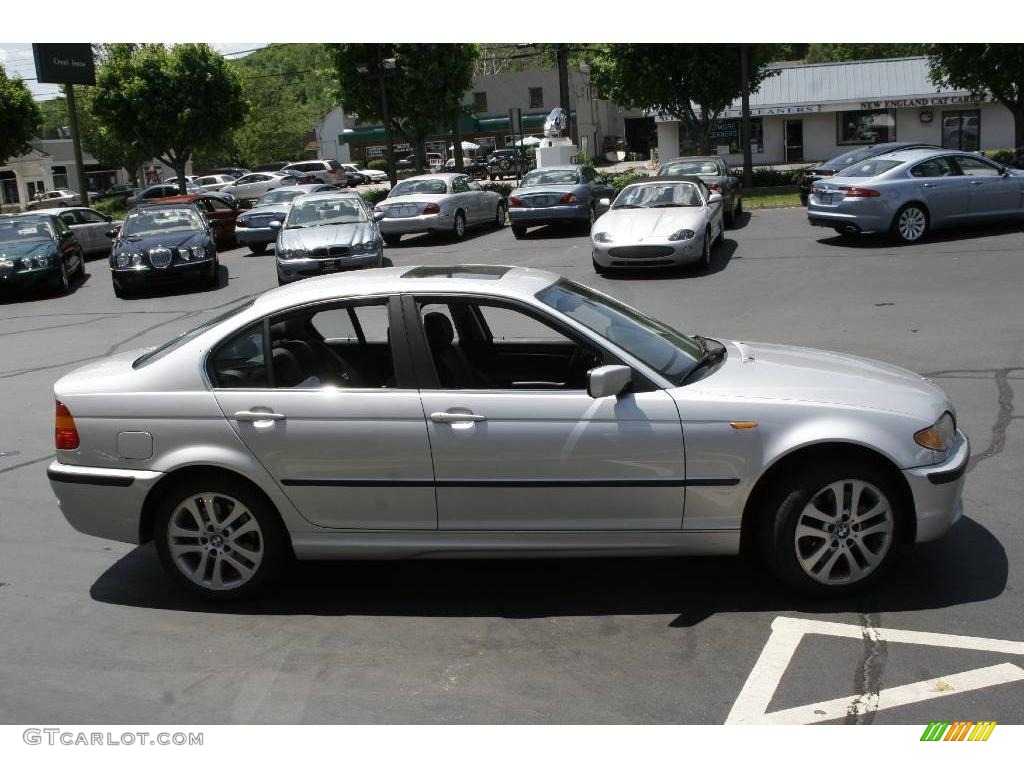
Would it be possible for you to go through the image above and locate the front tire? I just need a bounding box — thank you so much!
[383,233,402,247]
[154,474,290,601]
[51,256,70,295]
[759,461,904,595]
[248,243,267,255]
[592,257,608,275]
[892,203,929,244]
[700,228,713,271]
[112,278,126,298]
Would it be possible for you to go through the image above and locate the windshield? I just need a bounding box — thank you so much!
[824,146,890,169]
[0,218,55,243]
[536,279,703,385]
[286,197,367,228]
[122,208,205,238]
[836,159,905,178]
[134,299,255,369]
[661,160,722,177]
[613,183,703,209]
[389,179,448,196]
[256,189,305,207]
[521,170,579,187]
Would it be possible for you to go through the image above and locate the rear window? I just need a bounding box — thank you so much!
[328,160,342,170]
[133,300,255,369]
[836,159,904,178]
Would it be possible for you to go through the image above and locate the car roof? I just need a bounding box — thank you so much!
[401,173,461,181]
[252,265,562,314]
[127,203,199,213]
[623,175,705,186]
[661,156,724,164]
[525,165,581,172]
[872,148,972,162]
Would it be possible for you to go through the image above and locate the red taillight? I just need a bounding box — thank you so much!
[422,203,441,214]
[558,193,578,204]
[841,186,881,198]
[509,196,523,207]
[707,183,721,192]
[55,401,79,450]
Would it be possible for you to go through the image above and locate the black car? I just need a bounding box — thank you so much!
[0,213,86,296]
[109,204,219,298]
[487,149,531,180]
[796,142,939,204]
[93,183,139,204]
[443,157,489,179]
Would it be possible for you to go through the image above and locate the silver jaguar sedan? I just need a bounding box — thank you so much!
[274,192,383,284]
[374,173,506,246]
[807,147,1024,243]
[48,266,968,600]
[591,177,724,273]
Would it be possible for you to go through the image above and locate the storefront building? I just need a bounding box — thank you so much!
[655,57,1016,167]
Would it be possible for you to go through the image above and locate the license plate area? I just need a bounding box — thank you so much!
[320,259,339,272]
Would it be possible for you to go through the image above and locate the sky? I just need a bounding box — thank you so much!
[0,43,265,101]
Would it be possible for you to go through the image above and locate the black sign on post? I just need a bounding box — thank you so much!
[32,43,95,86]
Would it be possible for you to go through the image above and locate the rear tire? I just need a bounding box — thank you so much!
[494,202,506,228]
[452,211,466,240]
[383,233,402,247]
[154,474,290,601]
[758,460,905,596]
[511,224,527,239]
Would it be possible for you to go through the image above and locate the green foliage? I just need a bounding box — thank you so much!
[90,44,246,191]
[985,149,1015,165]
[608,170,650,194]
[360,187,390,206]
[804,44,923,63]
[367,159,389,172]
[0,64,42,165]
[589,44,777,154]
[925,44,1024,145]
[93,197,128,217]
[480,181,514,198]
[748,166,806,187]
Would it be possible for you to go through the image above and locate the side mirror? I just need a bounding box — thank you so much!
[104,228,118,238]
[104,214,112,223]
[269,220,282,229]
[586,364,632,399]
[708,192,723,204]
[372,211,385,222]
[598,198,612,209]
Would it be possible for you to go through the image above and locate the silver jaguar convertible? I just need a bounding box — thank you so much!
[591,176,725,273]
[47,266,968,600]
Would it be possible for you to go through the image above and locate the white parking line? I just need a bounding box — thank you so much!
[726,616,1024,724]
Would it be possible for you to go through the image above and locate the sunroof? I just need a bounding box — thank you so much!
[401,265,511,280]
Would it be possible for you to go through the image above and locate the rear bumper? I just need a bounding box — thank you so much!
[807,200,893,233]
[378,212,450,235]
[903,429,970,543]
[510,204,590,225]
[235,227,276,245]
[48,461,163,544]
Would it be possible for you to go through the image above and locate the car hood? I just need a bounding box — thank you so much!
[115,231,209,251]
[599,207,707,238]
[0,240,56,258]
[685,340,949,421]
[279,222,377,249]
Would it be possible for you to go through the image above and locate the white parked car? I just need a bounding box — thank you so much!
[192,174,237,192]
[26,189,85,210]
[280,160,348,187]
[223,172,291,202]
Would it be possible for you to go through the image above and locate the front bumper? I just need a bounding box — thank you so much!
[111,259,215,287]
[235,227,277,246]
[510,203,590,226]
[277,251,382,282]
[592,235,704,268]
[378,212,450,235]
[903,429,970,543]
[0,263,58,289]
[48,461,163,544]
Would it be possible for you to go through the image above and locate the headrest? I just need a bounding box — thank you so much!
[271,346,303,387]
[423,312,454,349]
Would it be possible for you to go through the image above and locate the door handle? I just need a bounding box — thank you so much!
[922,183,938,188]
[970,180,984,185]
[430,411,486,423]
[234,410,286,422]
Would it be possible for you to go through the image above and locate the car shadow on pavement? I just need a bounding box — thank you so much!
[602,238,738,280]
[116,265,229,300]
[386,226,511,248]
[89,516,1005,628]
[510,225,592,241]
[816,220,1024,249]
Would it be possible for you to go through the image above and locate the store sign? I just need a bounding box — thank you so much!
[720,104,819,118]
[859,94,989,109]
[32,43,95,85]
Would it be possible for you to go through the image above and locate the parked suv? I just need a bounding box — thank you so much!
[281,160,349,187]
[487,149,531,180]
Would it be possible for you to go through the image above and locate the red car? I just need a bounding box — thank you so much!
[143,194,240,246]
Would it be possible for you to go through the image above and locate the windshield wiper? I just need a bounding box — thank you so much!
[682,334,727,384]
[648,203,687,208]
[614,204,640,209]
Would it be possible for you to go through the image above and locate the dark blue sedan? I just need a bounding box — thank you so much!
[508,165,615,239]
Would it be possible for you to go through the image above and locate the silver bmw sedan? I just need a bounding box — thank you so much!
[591,177,725,273]
[47,266,967,600]
[807,147,1024,243]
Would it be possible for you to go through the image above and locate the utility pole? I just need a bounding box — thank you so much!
[740,44,753,189]
[63,85,90,204]
[378,47,397,188]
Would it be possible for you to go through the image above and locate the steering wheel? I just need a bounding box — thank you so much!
[567,345,603,389]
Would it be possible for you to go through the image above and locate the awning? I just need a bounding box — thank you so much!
[342,111,576,144]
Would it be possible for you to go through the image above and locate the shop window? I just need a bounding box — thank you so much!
[683,118,763,155]
[51,166,68,189]
[529,87,544,109]
[942,110,980,152]
[837,110,896,145]
[473,92,488,112]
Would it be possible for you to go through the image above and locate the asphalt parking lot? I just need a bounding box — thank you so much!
[1,207,1022,724]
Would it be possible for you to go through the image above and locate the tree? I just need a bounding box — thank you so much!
[589,44,777,154]
[90,44,246,192]
[0,64,42,165]
[327,44,479,172]
[78,88,150,186]
[926,44,1024,148]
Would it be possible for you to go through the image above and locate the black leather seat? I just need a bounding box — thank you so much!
[271,347,304,388]
[422,312,493,389]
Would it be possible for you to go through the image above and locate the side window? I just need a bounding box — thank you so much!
[910,158,958,178]
[206,198,232,211]
[79,209,107,223]
[268,300,395,389]
[236,175,255,185]
[209,324,268,388]
[955,156,1001,176]
[467,180,483,192]
[478,304,565,343]
[58,210,79,226]
[451,177,469,193]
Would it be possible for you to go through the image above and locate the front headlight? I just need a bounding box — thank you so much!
[33,255,52,268]
[668,229,696,241]
[593,231,614,243]
[914,412,956,452]
[116,253,130,268]
[131,253,144,266]
[190,245,207,260]
[352,240,376,253]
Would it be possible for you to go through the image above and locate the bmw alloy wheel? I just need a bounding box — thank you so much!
[793,479,894,586]
[166,492,264,592]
